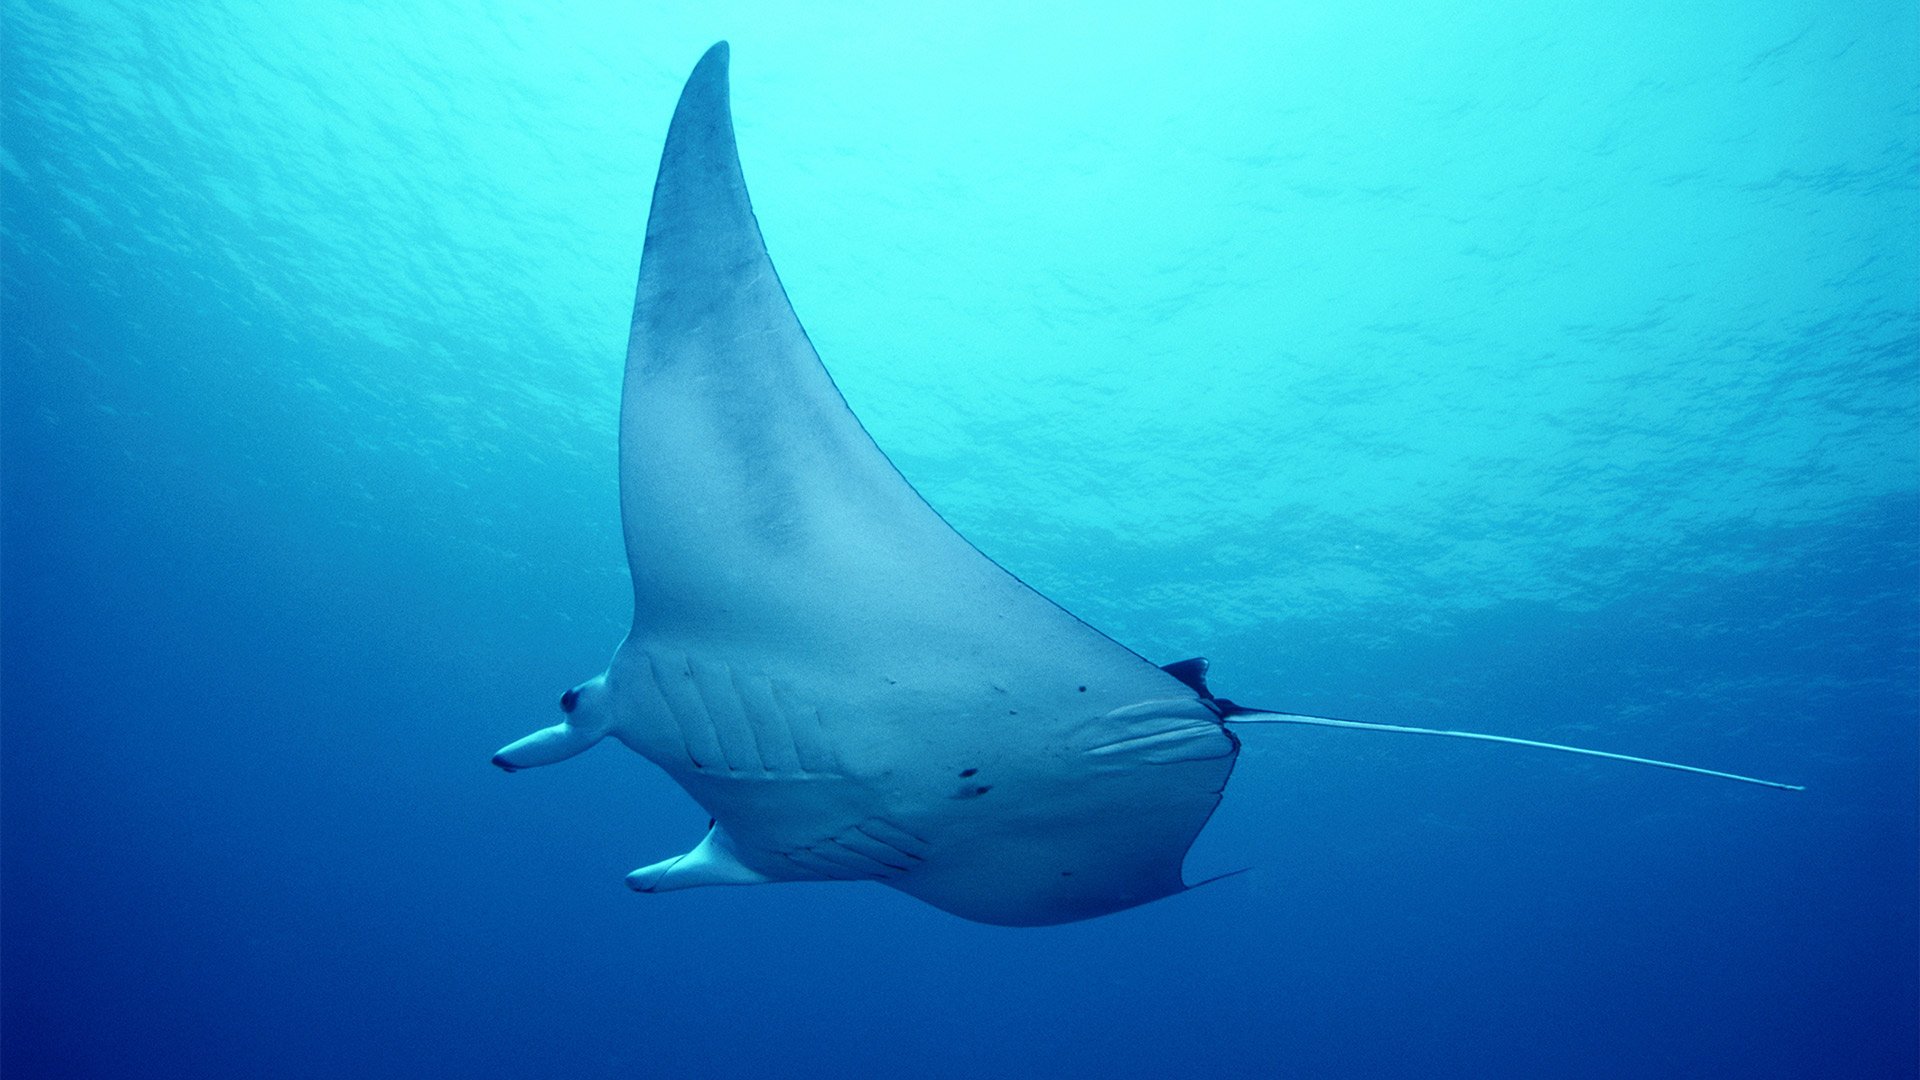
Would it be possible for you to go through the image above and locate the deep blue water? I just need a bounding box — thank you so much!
[4,3,1916,1078]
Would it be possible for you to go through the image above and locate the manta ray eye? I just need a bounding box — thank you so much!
[560,688,580,713]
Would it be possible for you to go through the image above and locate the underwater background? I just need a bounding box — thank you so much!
[4,2,1915,1077]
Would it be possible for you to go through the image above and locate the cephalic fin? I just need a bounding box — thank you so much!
[493,675,614,771]
[491,721,605,771]
[626,825,777,892]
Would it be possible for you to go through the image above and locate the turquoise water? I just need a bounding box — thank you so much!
[4,2,1915,1077]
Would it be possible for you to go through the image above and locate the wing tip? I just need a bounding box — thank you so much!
[676,40,733,123]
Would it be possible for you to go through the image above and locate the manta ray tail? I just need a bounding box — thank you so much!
[1158,657,1802,791]
[1220,710,1804,791]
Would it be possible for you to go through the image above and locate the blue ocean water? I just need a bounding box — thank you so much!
[3,1,1915,1077]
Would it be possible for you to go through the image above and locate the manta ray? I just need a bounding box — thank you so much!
[493,42,1798,928]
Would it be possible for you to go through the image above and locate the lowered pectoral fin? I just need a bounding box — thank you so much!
[626,825,777,892]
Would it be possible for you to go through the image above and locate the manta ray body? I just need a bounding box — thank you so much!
[494,43,1796,928]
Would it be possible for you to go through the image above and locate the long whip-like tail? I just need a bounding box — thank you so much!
[1220,708,1803,791]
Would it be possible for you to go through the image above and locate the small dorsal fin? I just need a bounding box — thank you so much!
[1159,657,1213,697]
